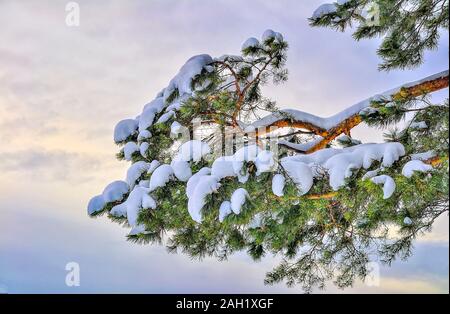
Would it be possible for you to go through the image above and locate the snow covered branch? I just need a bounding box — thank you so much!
[251,70,449,153]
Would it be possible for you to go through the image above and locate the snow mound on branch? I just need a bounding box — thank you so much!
[139,142,149,157]
[123,186,157,227]
[211,156,236,179]
[114,119,138,143]
[123,142,139,161]
[156,110,175,124]
[176,140,211,162]
[138,180,149,188]
[281,143,405,191]
[324,143,405,190]
[147,160,161,174]
[362,168,380,180]
[410,121,428,130]
[402,160,433,178]
[149,164,174,191]
[138,130,152,141]
[170,121,183,137]
[87,195,106,215]
[242,37,260,51]
[411,150,436,161]
[163,54,213,103]
[126,161,151,188]
[312,1,350,19]
[186,167,211,198]
[102,181,129,203]
[248,213,263,229]
[371,175,396,199]
[129,224,148,236]
[262,29,276,42]
[219,201,232,222]
[233,145,262,182]
[171,160,192,182]
[110,203,127,217]
[254,150,276,175]
[281,159,314,195]
[139,97,165,132]
[231,188,249,214]
[403,217,413,226]
[312,3,338,19]
[211,145,268,182]
[188,175,221,223]
[175,140,211,162]
[272,174,286,197]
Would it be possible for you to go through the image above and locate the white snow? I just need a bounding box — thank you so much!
[125,186,157,227]
[362,168,380,180]
[87,195,105,215]
[139,142,149,157]
[232,145,262,182]
[123,142,139,161]
[147,160,161,174]
[219,201,232,222]
[262,29,276,42]
[247,71,449,133]
[279,137,324,152]
[312,1,350,19]
[129,224,148,236]
[126,161,150,188]
[254,150,276,175]
[248,213,263,229]
[312,3,338,19]
[211,156,236,180]
[272,174,286,197]
[402,160,433,178]
[411,150,436,161]
[336,134,362,146]
[280,143,405,191]
[275,32,284,42]
[102,180,129,203]
[143,96,166,114]
[171,160,192,182]
[187,175,221,223]
[186,167,211,198]
[176,140,211,162]
[403,217,413,226]
[137,130,152,141]
[114,119,138,143]
[410,121,428,130]
[281,159,314,195]
[110,203,127,217]
[163,54,213,103]
[156,110,175,124]
[242,37,260,51]
[149,164,174,191]
[138,180,150,188]
[230,188,249,214]
[170,121,184,137]
[138,97,165,132]
[371,175,396,199]
[324,143,405,190]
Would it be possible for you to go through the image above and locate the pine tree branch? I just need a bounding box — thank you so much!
[262,70,449,154]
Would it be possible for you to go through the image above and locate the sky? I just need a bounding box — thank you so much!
[0,0,448,294]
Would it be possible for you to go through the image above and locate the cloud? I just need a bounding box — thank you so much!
[0,149,103,183]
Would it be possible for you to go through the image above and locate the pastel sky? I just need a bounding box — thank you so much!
[0,0,448,293]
